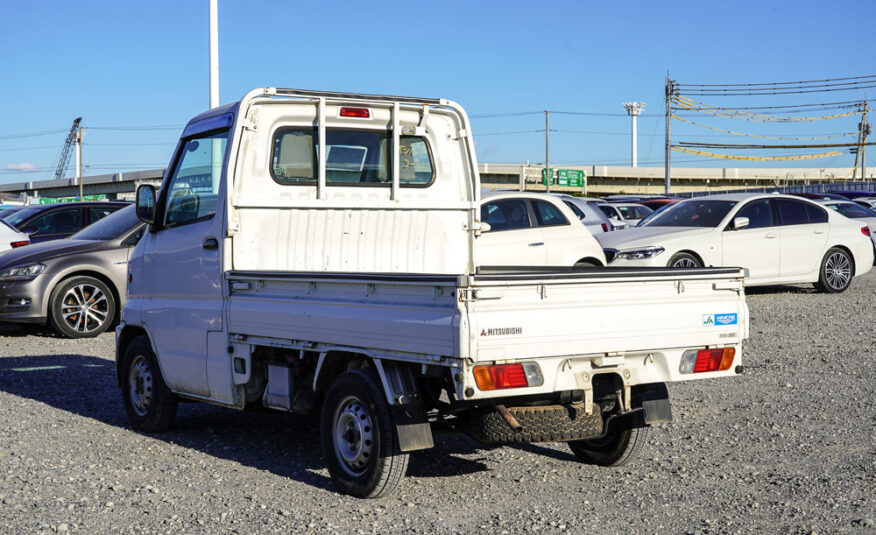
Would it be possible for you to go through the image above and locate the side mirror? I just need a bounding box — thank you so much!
[479,221,492,233]
[136,185,156,224]
[21,227,38,236]
[732,216,749,230]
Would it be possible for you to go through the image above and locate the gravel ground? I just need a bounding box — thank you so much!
[1,272,874,535]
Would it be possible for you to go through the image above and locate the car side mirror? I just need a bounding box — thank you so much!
[136,185,156,225]
[478,221,492,234]
[732,216,749,230]
[21,227,37,236]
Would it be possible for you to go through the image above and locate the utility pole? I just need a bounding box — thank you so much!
[664,73,674,195]
[209,0,219,108]
[861,99,870,180]
[545,111,550,193]
[623,102,645,167]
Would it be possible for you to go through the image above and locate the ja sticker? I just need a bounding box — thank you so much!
[703,313,737,326]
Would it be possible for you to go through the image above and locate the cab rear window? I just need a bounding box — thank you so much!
[272,129,434,187]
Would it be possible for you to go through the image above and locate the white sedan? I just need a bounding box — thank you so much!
[599,193,874,293]
[478,191,607,266]
[597,202,653,227]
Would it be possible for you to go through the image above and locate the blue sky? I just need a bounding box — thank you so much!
[1,0,873,184]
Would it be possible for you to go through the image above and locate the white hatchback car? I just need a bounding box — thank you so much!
[479,191,607,266]
[599,193,874,292]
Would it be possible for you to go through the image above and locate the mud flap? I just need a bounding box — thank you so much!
[637,383,672,424]
[374,360,434,452]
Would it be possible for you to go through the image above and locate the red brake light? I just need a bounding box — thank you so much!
[601,223,609,232]
[693,348,735,373]
[489,364,528,389]
[862,226,871,237]
[339,107,370,118]
[10,241,29,248]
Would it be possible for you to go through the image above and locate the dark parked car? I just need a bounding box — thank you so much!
[790,192,848,201]
[2,201,128,244]
[638,198,681,211]
[0,205,144,338]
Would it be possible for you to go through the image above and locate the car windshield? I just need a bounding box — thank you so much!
[3,205,44,226]
[641,200,737,227]
[617,205,653,220]
[826,202,875,219]
[70,205,139,240]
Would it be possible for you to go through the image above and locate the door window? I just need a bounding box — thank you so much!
[89,206,120,224]
[563,200,586,220]
[28,207,82,235]
[776,199,813,226]
[733,199,774,229]
[480,199,531,231]
[533,200,569,227]
[163,130,228,227]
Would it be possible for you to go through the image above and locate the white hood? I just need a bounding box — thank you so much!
[599,226,716,250]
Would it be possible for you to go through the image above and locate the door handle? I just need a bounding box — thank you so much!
[202,237,219,250]
[814,229,825,234]
[765,233,777,239]
[528,242,544,247]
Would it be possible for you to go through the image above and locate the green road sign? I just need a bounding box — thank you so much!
[542,168,585,187]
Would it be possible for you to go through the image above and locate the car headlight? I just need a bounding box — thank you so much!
[616,246,665,261]
[0,263,45,282]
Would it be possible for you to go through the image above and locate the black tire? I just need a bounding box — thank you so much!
[813,247,854,293]
[667,252,701,268]
[49,276,116,338]
[573,259,601,268]
[120,335,177,432]
[320,370,408,498]
[568,412,649,467]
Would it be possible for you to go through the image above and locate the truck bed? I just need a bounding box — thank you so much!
[225,266,747,368]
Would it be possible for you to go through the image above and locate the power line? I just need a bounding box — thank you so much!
[677,74,876,88]
[0,129,67,140]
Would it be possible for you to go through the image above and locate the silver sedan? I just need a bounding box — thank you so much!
[0,205,143,338]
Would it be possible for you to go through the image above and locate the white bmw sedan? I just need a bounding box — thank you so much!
[599,193,874,292]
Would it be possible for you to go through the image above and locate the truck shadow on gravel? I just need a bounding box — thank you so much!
[0,354,505,489]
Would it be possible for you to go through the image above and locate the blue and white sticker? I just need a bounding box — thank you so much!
[703,313,738,326]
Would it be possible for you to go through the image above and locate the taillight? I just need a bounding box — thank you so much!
[339,107,370,118]
[862,226,871,237]
[10,241,28,248]
[602,223,609,232]
[679,347,735,374]
[473,362,543,391]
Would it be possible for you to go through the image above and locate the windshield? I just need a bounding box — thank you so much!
[3,205,44,226]
[641,199,737,228]
[617,205,653,220]
[826,202,875,219]
[71,205,139,240]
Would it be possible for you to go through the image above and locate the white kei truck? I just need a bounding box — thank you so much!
[117,88,748,498]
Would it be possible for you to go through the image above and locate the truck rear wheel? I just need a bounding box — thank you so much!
[121,335,177,432]
[568,412,648,467]
[320,370,409,498]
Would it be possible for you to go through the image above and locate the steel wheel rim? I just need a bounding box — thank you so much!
[60,283,109,333]
[128,355,153,417]
[825,252,851,290]
[672,257,697,268]
[332,395,375,477]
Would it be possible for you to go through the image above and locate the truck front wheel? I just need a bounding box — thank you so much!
[121,335,178,432]
[568,412,649,467]
[320,370,409,498]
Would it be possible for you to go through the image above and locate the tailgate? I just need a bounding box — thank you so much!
[466,267,748,362]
